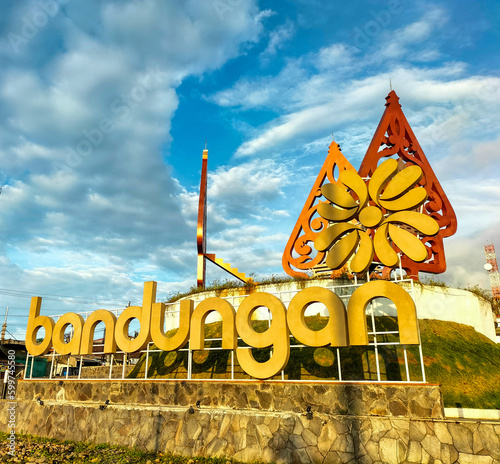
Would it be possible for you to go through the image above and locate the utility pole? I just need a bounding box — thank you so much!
[0,306,9,343]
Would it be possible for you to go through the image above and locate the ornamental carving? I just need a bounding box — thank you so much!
[282,91,457,280]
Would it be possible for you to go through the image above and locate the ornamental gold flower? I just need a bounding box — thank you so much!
[314,158,440,273]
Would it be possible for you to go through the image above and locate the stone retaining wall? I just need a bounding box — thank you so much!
[78,365,134,379]
[1,380,499,464]
[13,380,444,419]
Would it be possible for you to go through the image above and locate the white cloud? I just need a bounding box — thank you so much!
[260,20,295,62]
[0,0,271,336]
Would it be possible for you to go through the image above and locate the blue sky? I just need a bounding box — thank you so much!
[0,0,499,339]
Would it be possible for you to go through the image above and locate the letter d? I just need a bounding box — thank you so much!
[25,297,55,356]
[115,281,155,352]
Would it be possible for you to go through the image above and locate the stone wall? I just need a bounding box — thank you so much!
[1,380,500,464]
[78,365,134,379]
[12,380,444,419]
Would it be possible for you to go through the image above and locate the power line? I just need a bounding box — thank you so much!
[0,287,129,305]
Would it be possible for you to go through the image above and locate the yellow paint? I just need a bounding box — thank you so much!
[321,183,357,208]
[347,280,419,345]
[25,280,422,379]
[368,158,398,206]
[315,223,361,252]
[235,292,289,379]
[190,297,236,350]
[379,165,423,200]
[388,224,428,262]
[326,230,359,269]
[25,297,55,356]
[151,300,192,351]
[80,310,117,355]
[379,187,427,211]
[350,231,374,273]
[115,281,155,353]
[52,313,84,355]
[287,287,347,347]
[318,202,357,222]
[382,211,439,236]
[373,223,399,267]
[339,170,368,207]
[358,206,383,228]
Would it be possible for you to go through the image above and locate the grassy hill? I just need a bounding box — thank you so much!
[129,317,500,409]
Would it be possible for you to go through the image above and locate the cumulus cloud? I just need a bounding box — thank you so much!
[0,0,268,327]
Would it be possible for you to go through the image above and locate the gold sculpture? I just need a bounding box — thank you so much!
[315,159,439,274]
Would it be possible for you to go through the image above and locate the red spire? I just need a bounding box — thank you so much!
[358,92,457,278]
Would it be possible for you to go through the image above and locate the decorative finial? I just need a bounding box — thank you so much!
[385,89,400,107]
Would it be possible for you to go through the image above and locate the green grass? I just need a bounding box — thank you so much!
[129,317,500,409]
[0,432,261,464]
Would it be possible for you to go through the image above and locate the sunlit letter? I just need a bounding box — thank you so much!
[151,300,193,351]
[347,280,419,345]
[190,297,236,350]
[115,281,155,352]
[25,297,55,356]
[287,287,348,347]
[236,292,290,379]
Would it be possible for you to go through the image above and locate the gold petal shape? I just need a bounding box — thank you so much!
[388,224,428,262]
[317,203,358,222]
[368,158,398,205]
[321,183,358,209]
[373,223,399,267]
[350,231,374,273]
[382,211,440,236]
[358,206,383,228]
[379,187,427,212]
[315,223,361,252]
[379,165,424,200]
[339,170,368,208]
[325,231,359,270]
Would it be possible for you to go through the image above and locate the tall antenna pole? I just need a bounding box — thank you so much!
[484,244,500,299]
[0,306,9,343]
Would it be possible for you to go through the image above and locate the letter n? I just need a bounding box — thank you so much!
[190,297,236,350]
[80,310,117,355]
[347,281,419,345]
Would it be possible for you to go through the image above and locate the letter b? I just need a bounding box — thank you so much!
[26,297,55,356]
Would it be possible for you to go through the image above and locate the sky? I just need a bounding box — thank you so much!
[0,0,499,339]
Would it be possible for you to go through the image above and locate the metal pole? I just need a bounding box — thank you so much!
[337,348,342,381]
[370,301,381,382]
[144,343,150,380]
[78,356,83,379]
[122,353,127,379]
[0,306,9,342]
[403,347,410,381]
[30,354,35,378]
[108,354,114,379]
[188,341,193,380]
[24,353,29,379]
[65,356,69,379]
[49,352,55,379]
[419,343,427,383]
